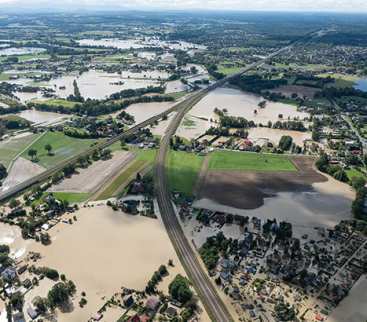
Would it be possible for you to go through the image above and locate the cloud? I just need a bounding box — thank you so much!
[1,0,367,12]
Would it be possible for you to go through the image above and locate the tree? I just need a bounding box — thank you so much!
[47,282,71,309]
[351,176,366,191]
[10,292,24,310]
[169,274,193,304]
[279,135,293,151]
[28,148,38,161]
[33,296,48,314]
[333,169,348,182]
[45,144,53,156]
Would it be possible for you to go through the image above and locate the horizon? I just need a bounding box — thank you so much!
[1,0,367,14]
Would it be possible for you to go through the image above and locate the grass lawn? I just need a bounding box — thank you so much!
[0,133,41,167]
[167,150,204,196]
[134,148,158,164]
[208,151,297,172]
[21,131,98,168]
[95,159,147,200]
[53,192,90,204]
[346,168,367,181]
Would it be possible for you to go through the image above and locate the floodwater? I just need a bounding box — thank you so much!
[27,205,186,322]
[190,87,310,125]
[78,38,206,51]
[354,78,367,92]
[124,101,176,124]
[0,222,29,259]
[165,80,188,93]
[194,178,354,239]
[48,70,165,100]
[247,127,311,146]
[0,47,45,56]
[8,69,168,100]
[18,109,69,125]
[78,38,145,49]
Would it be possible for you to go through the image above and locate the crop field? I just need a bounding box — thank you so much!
[167,150,204,196]
[0,133,41,167]
[208,150,297,172]
[21,131,99,168]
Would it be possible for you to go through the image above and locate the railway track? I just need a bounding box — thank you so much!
[0,92,202,202]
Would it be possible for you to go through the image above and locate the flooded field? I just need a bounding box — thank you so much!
[190,87,309,125]
[176,114,210,140]
[124,101,176,124]
[78,38,206,51]
[9,69,168,101]
[195,157,354,236]
[48,70,165,100]
[248,127,311,146]
[27,205,186,322]
[18,109,69,124]
[0,47,45,56]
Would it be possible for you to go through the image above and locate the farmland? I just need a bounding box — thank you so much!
[0,133,41,167]
[208,150,297,172]
[167,150,204,196]
[21,131,99,168]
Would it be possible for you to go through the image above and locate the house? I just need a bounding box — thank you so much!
[1,267,17,281]
[92,313,103,321]
[123,294,135,308]
[27,306,39,320]
[166,306,177,317]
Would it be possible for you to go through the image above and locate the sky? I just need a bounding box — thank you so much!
[0,0,367,12]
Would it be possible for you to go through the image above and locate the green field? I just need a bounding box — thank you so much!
[346,168,367,181]
[21,131,98,168]
[0,133,41,167]
[208,151,297,172]
[96,159,147,200]
[33,98,77,108]
[53,192,90,204]
[167,150,204,196]
[134,148,157,164]
[218,65,243,75]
